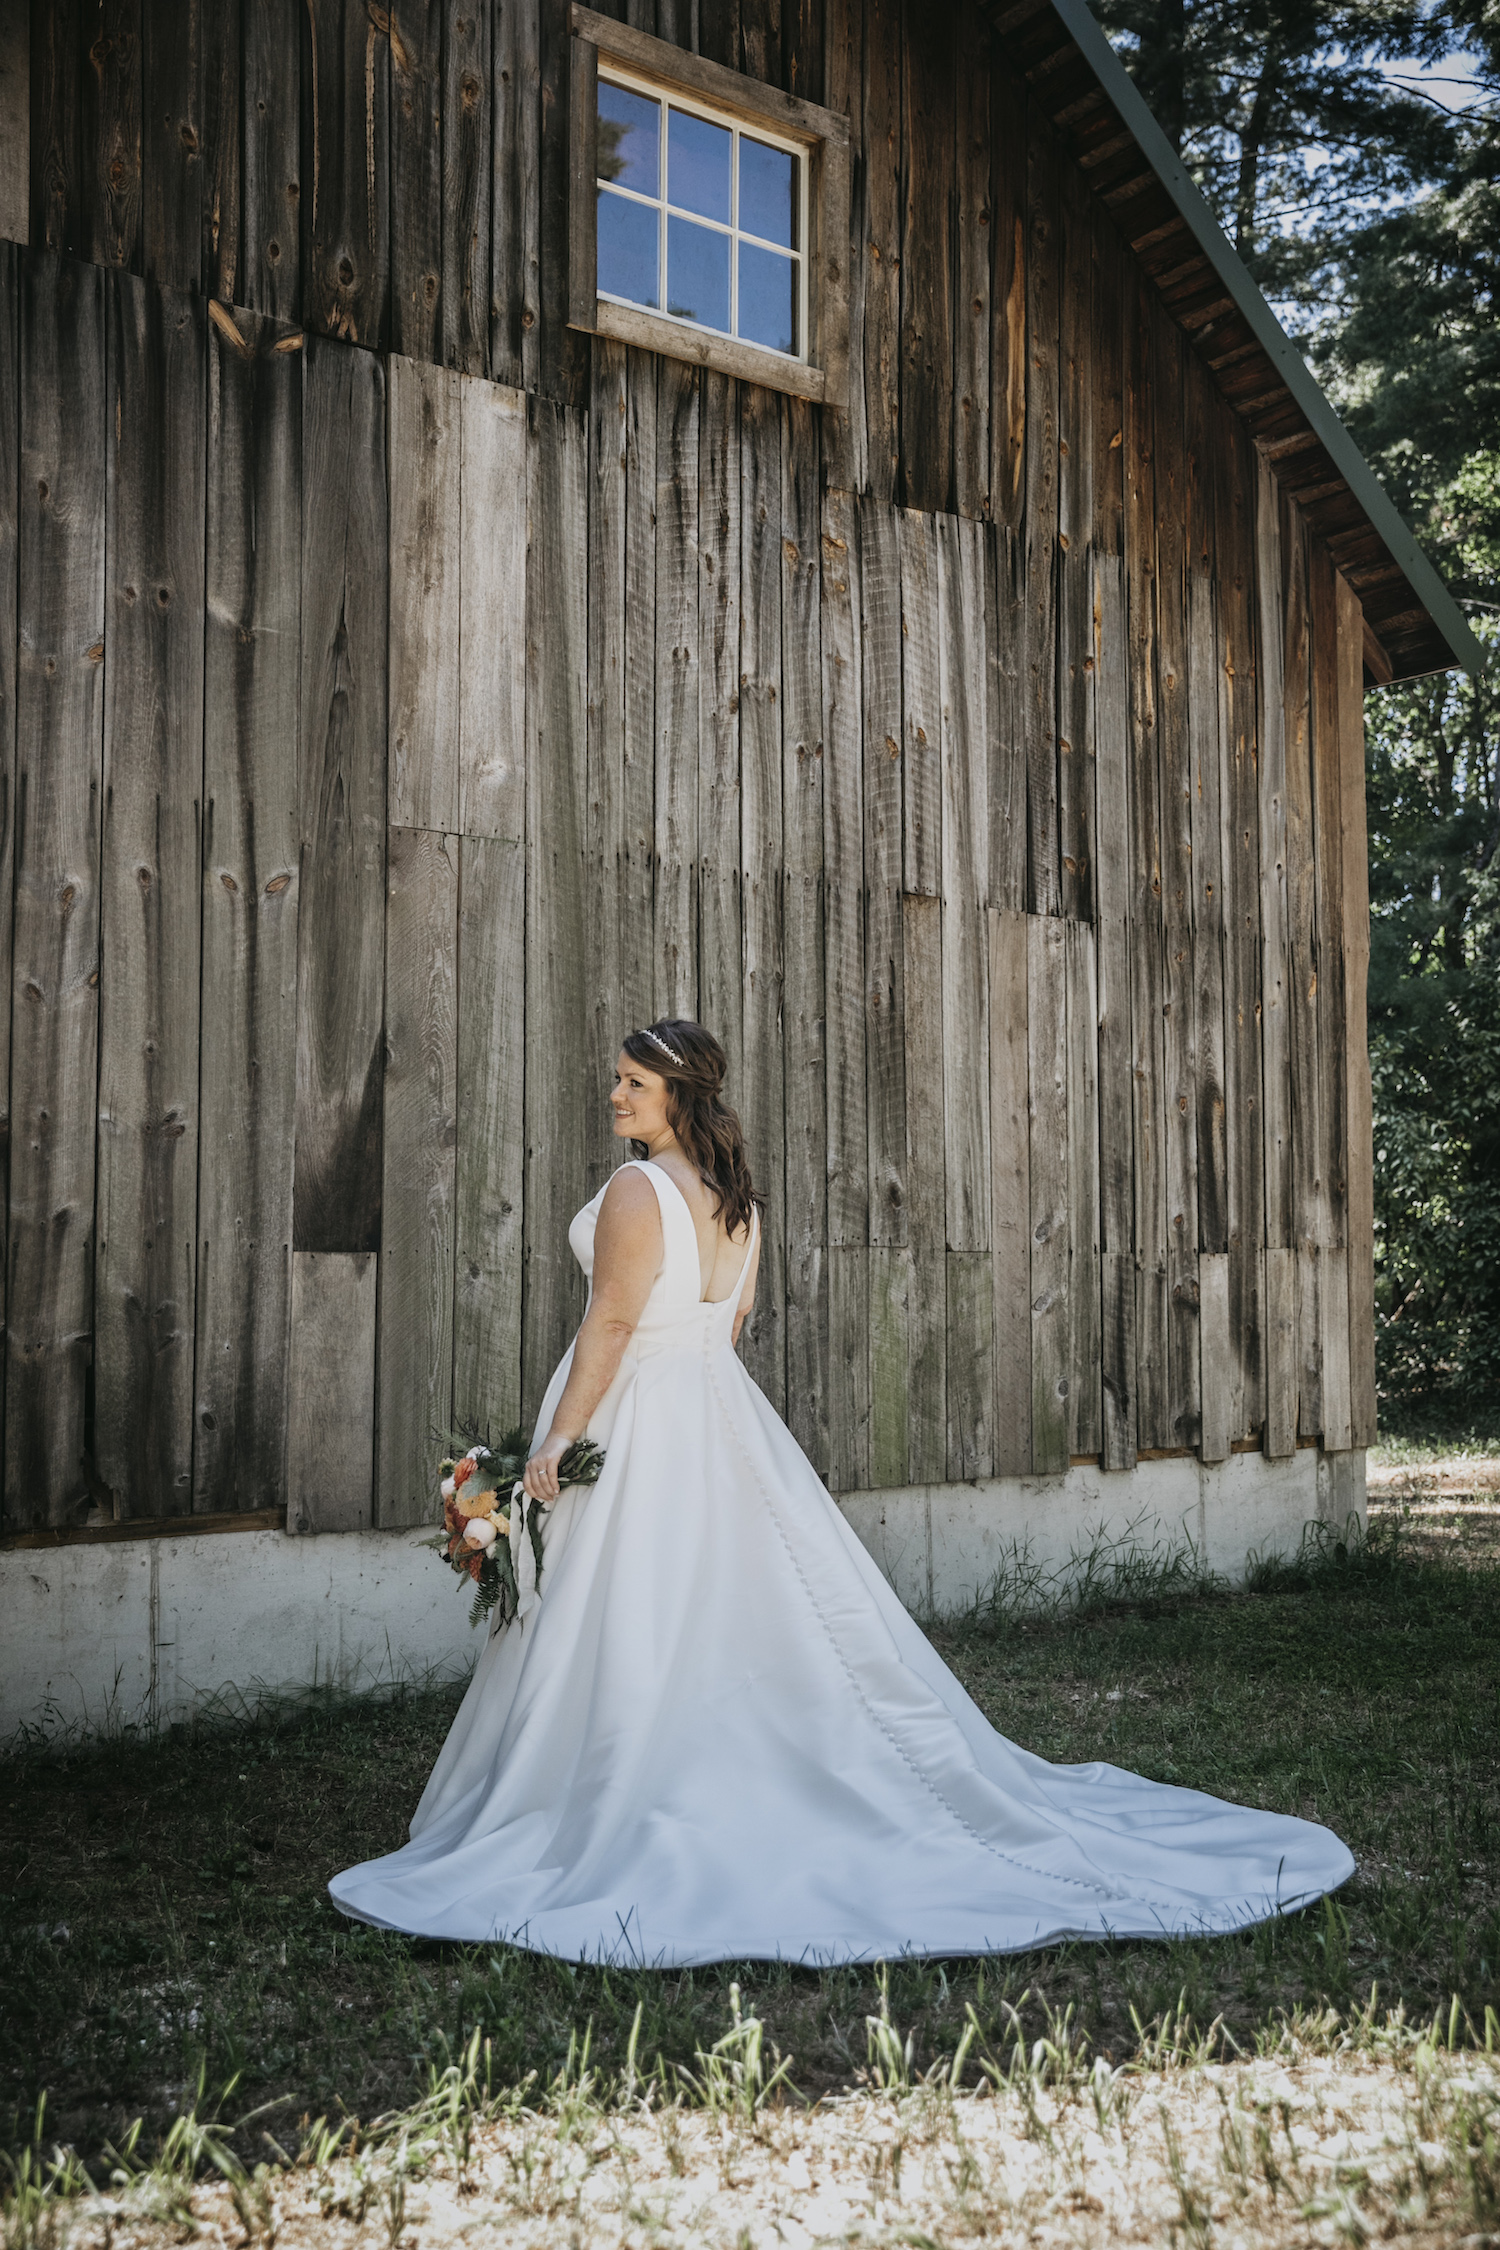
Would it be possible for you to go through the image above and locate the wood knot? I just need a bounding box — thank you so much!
[264,871,292,895]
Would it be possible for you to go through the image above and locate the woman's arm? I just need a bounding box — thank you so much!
[521,1169,662,1501]
[730,1222,762,1350]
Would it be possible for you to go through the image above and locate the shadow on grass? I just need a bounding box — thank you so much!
[2,1512,1496,2164]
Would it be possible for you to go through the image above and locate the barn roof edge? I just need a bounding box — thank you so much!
[1027,0,1486,682]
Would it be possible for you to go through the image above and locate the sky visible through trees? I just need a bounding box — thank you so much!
[1095,0,1499,1418]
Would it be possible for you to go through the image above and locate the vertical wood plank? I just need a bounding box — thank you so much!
[988,906,1030,1475]
[0,245,18,1523]
[454,833,525,1438]
[0,7,30,243]
[1219,416,1265,1439]
[1023,106,1059,918]
[829,1242,870,1491]
[585,339,627,1202]
[538,0,587,405]
[1198,1250,1230,1462]
[782,396,827,1473]
[95,272,204,1522]
[954,3,990,522]
[1310,536,1350,1442]
[946,1251,993,1480]
[199,0,241,303]
[295,335,388,1256]
[491,0,540,390]
[1092,549,1134,1469]
[1336,569,1376,1447]
[444,0,491,375]
[1066,916,1101,1457]
[1056,152,1094,923]
[897,506,940,898]
[987,521,1026,911]
[868,1243,910,1486]
[1090,190,1124,559]
[242,0,301,319]
[195,305,301,1515]
[522,396,589,1409]
[654,357,699,1017]
[302,0,389,347]
[82,0,142,271]
[374,825,456,1523]
[288,1251,375,1531]
[823,483,866,1244]
[1156,328,1199,1451]
[988,64,1026,538]
[862,500,905,1249]
[459,374,526,839]
[698,371,742,1098]
[1255,455,1293,1274]
[861,0,899,504]
[391,0,444,365]
[1281,497,1323,1440]
[938,514,989,1252]
[621,345,657,1035]
[1028,911,1068,1473]
[29,0,81,256]
[1186,354,1227,1262]
[140,0,202,289]
[8,252,105,1527]
[819,0,863,495]
[903,889,944,1483]
[1123,280,1168,1449]
[1265,1242,1297,1458]
[739,384,785,1410]
[388,354,460,832]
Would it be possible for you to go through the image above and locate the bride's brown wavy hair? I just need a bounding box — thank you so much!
[621,1020,763,1239]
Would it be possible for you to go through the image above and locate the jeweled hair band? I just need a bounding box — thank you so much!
[642,1028,686,1067]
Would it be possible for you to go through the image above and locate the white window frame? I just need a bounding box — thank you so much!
[595,64,811,368]
[568,5,851,408]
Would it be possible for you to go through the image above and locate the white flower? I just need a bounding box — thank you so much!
[440,1476,456,1500]
[463,1516,498,1550]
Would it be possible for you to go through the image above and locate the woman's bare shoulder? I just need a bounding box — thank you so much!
[597,1163,662,1225]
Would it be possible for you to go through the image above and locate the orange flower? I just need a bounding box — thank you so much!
[467,1551,484,1582]
[443,1495,463,1536]
[453,1452,480,1492]
[456,1485,499,1520]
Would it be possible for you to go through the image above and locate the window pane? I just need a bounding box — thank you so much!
[668,108,731,224]
[666,214,730,330]
[739,137,797,249]
[596,81,660,193]
[738,241,797,355]
[598,188,659,309]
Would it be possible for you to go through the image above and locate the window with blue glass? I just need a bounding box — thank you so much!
[595,71,806,361]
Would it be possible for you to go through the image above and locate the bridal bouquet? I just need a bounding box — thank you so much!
[435,1425,606,1629]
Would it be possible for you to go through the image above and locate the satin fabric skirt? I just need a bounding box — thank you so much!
[328,1331,1354,1965]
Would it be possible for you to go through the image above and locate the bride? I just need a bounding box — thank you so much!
[330,1019,1353,1964]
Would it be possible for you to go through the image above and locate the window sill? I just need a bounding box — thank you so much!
[575,297,828,403]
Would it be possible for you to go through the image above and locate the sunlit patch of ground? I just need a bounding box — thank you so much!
[17,2012,1500,2250]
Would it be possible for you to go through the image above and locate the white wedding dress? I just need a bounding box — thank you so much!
[330,1158,1354,1963]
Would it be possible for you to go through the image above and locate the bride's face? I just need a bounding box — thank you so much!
[610,1050,672,1143]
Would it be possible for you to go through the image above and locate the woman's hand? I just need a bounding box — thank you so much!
[522,1429,574,1505]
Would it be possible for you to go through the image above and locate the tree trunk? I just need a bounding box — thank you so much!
[1235,41,1280,260]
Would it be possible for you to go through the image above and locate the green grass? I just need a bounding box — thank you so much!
[2,1509,1498,2170]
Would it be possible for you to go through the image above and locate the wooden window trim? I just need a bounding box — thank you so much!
[567,5,850,407]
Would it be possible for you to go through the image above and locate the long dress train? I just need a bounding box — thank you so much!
[329,1159,1353,1964]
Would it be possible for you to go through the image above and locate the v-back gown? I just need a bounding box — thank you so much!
[329,1158,1353,1963]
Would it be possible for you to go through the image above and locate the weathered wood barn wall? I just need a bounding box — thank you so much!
[0,0,1418,1544]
